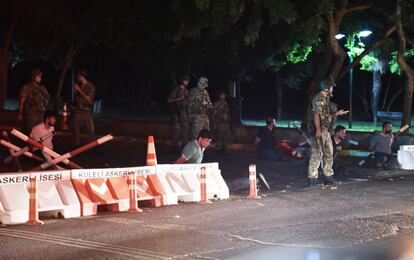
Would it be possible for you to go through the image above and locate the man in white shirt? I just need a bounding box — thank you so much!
[30,111,56,150]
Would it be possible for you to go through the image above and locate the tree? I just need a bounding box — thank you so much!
[396,0,414,129]
[0,1,21,110]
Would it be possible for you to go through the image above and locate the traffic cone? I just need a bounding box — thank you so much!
[248,164,261,199]
[146,136,157,166]
[61,102,69,130]
[27,175,44,225]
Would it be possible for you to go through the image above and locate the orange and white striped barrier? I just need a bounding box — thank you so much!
[27,175,43,225]
[0,139,43,162]
[248,164,260,199]
[127,172,142,212]
[3,130,54,164]
[11,129,82,169]
[30,134,113,171]
[1,131,23,171]
[200,167,209,204]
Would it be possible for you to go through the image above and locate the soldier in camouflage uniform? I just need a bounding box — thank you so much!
[307,79,348,187]
[187,77,213,140]
[72,70,96,145]
[18,69,50,134]
[213,91,232,152]
[167,75,190,150]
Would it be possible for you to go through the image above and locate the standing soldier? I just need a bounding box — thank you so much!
[187,77,213,140]
[18,68,50,134]
[307,78,348,187]
[167,75,190,150]
[213,91,232,153]
[72,70,96,146]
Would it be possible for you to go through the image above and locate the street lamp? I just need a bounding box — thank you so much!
[336,30,372,129]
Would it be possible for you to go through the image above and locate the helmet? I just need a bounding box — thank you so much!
[320,78,336,90]
[181,75,190,81]
[198,77,208,87]
[30,68,42,79]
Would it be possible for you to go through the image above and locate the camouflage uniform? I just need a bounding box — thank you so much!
[307,91,334,179]
[72,82,96,144]
[213,99,231,149]
[167,85,189,147]
[328,102,338,136]
[19,83,50,133]
[187,79,212,140]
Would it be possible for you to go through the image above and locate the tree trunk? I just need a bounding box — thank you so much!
[371,68,382,125]
[275,72,282,120]
[0,8,19,110]
[396,0,414,129]
[302,46,332,130]
[53,44,81,112]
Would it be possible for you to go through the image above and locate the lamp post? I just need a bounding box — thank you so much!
[335,30,372,129]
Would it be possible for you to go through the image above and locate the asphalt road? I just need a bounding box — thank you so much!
[0,174,414,259]
[1,136,414,259]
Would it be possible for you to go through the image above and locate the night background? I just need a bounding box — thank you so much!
[1,0,414,126]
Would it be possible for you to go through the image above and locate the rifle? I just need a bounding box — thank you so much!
[289,121,312,146]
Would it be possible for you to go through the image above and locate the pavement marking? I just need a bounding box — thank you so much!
[143,223,193,231]
[227,233,328,248]
[175,244,252,259]
[0,229,174,259]
[96,217,142,224]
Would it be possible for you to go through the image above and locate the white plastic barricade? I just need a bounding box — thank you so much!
[156,163,229,202]
[398,146,414,170]
[52,171,81,218]
[0,173,30,224]
[0,171,81,225]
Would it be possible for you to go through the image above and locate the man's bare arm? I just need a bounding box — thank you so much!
[174,155,188,164]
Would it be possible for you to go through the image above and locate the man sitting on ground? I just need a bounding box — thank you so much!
[174,129,212,164]
[369,121,397,169]
[332,125,347,158]
[30,111,56,150]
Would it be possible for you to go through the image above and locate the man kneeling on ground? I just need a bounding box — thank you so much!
[174,129,212,164]
[255,117,282,161]
[369,121,397,169]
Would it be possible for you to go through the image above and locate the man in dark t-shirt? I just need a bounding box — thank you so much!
[254,117,282,161]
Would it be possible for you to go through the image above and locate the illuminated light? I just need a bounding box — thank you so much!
[306,249,320,260]
[335,33,346,40]
[358,30,372,37]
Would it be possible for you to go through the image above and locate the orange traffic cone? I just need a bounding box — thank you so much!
[146,136,157,166]
[61,102,69,130]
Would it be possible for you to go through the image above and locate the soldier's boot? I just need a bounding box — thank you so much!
[324,176,338,186]
[309,178,320,187]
